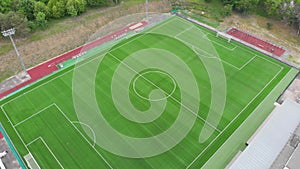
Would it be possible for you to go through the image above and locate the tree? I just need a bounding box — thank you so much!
[264,0,283,17]
[18,0,36,20]
[34,1,50,19]
[0,11,30,37]
[279,0,300,36]
[67,4,77,16]
[295,3,300,36]
[86,0,106,6]
[0,0,13,13]
[221,4,233,16]
[66,0,86,16]
[78,0,87,13]
[48,0,67,18]
[35,12,47,29]
[234,0,259,13]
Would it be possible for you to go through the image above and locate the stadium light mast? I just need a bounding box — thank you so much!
[146,0,148,21]
[1,28,27,74]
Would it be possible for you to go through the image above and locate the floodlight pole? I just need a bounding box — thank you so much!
[1,28,27,74]
[146,0,148,21]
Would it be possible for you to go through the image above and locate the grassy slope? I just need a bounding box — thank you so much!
[0,16,296,169]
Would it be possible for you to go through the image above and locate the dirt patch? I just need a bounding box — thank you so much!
[0,0,171,82]
[219,13,300,65]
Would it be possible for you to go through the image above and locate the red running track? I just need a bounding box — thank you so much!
[0,21,147,99]
[227,28,285,57]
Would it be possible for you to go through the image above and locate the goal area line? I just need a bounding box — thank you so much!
[2,103,113,169]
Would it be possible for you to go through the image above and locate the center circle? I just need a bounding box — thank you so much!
[132,70,177,102]
[73,32,218,158]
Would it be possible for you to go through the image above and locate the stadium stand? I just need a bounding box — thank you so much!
[227,99,300,169]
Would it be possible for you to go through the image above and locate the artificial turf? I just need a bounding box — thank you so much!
[0,16,298,169]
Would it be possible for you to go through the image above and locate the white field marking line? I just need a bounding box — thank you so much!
[39,137,64,169]
[202,33,209,38]
[201,67,294,169]
[109,16,179,53]
[171,34,240,70]
[0,105,31,153]
[171,21,237,51]
[203,33,237,51]
[108,52,222,133]
[225,38,283,69]
[26,137,41,146]
[175,16,283,70]
[176,17,283,70]
[175,26,194,38]
[175,27,256,70]
[1,18,180,106]
[186,66,284,168]
[26,152,41,169]
[132,70,177,101]
[26,136,64,169]
[175,17,198,27]
[239,55,256,70]
[190,45,241,70]
[175,17,237,51]
[53,103,113,169]
[1,17,185,109]
[72,121,96,147]
[14,104,55,127]
[255,53,283,69]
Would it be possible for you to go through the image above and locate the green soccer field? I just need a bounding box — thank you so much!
[0,16,298,169]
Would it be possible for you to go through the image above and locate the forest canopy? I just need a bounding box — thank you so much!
[0,0,116,36]
[1,0,300,36]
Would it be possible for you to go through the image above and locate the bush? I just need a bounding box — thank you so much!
[266,22,273,29]
[220,4,233,17]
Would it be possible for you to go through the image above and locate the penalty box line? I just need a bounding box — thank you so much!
[14,104,55,127]
[108,52,222,133]
[26,136,64,169]
[9,103,113,169]
[175,17,237,51]
[53,103,114,169]
[176,18,282,72]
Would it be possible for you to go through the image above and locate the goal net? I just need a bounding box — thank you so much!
[216,32,232,42]
[24,153,40,169]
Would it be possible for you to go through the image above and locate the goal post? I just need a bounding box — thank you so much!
[216,31,232,42]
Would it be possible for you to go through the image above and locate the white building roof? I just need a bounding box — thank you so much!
[228,99,300,169]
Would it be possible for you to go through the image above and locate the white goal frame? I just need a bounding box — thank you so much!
[216,32,232,42]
